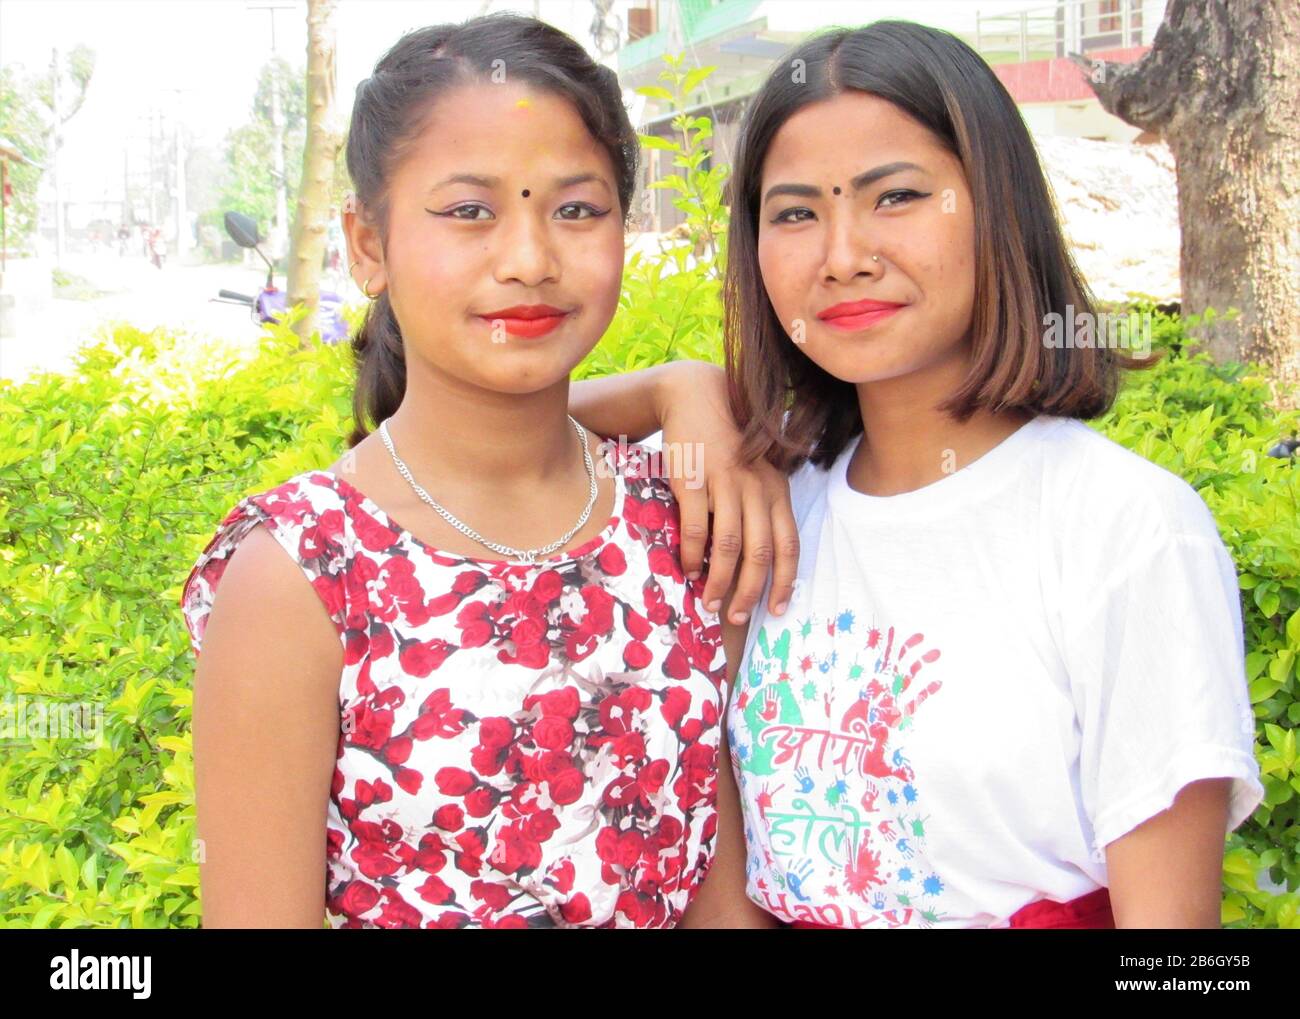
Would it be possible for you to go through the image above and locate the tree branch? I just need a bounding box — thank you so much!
[1067,51,1178,134]
[1069,0,1223,134]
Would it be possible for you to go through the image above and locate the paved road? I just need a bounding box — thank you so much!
[0,251,356,385]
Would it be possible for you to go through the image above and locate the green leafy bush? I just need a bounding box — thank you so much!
[1093,307,1300,928]
[0,310,353,928]
[575,55,727,379]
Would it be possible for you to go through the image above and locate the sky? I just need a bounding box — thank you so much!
[0,0,597,201]
[0,0,1037,203]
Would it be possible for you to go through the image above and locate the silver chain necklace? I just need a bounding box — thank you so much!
[378,415,598,566]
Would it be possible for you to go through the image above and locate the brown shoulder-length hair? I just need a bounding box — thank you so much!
[723,19,1156,473]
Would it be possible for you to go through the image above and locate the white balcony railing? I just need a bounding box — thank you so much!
[975,0,1162,64]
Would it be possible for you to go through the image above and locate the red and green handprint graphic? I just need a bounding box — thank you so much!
[730,608,946,927]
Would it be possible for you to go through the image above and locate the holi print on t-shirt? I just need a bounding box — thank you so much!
[729,609,946,927]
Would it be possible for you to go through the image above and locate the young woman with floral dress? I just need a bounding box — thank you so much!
[181,14,771,930]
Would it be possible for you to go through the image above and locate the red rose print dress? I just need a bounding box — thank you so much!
[180,439,727,928]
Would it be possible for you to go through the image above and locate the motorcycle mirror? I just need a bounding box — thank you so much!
[223,211,261,248]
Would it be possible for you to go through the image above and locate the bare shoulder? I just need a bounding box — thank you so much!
[323,450,354,475]
[197,521,343,690]
[192,521,344,928]
[324,434,379,486]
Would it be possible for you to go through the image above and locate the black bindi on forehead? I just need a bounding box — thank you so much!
[832,185,842,195]
[521,188,531,198]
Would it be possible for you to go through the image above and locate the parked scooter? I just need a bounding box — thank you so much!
[212,211,349,344]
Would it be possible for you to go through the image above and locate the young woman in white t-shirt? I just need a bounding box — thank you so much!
[570,20,1264,928]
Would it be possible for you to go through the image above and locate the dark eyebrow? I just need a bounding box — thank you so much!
[427,174,499,194]
[556,172,611,192]
[427,172,610,195]
[762,161,926,205]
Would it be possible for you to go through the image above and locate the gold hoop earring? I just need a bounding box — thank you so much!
[350,260,381,300]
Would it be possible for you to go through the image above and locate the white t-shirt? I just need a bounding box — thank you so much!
[727,413,1264,928]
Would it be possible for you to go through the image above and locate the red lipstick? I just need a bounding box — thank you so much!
[479,304,569,339]
[816,297,905,332]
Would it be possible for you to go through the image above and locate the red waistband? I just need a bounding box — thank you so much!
[1003,886,1114,929]
[788,887,1115,929]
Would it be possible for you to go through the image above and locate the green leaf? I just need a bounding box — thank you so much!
[56,845,79,892]
[638,134,678,152]
[1221,893,1246,924]
[1255,585,1280,618]
[1249,673,1284,704]
[1262,775,1294,807]
[635,85,675,103]
[80,853,99,891]
[682,66,718,95]
[1269,651,1296,685]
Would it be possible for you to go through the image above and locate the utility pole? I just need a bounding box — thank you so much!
[50,47,65,266]
[247,2,296,262]
[160,87,197,261]
[122,114,157,242]
[176,101,187,259]
[149,106,159,228]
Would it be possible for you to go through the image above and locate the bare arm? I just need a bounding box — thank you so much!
[571,361,800,629]
[569,362,682,443]
[1105,778,1233,928]
[677,581,779,929]
[192,524,343,928]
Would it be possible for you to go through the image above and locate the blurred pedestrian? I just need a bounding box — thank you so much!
[147,227,167,269]
[325,205,344,287]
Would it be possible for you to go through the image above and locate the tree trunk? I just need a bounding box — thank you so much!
[1072,0,1300,409]
[287,0,343,347]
